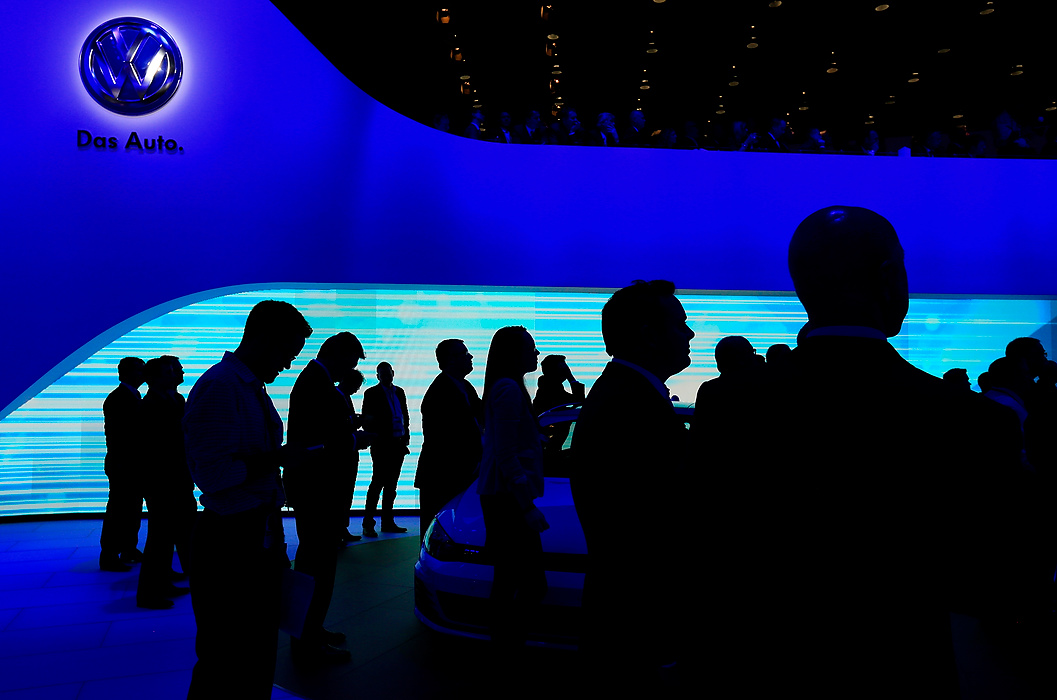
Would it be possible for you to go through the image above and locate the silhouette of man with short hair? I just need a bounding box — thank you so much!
[136,356,194,609]
[184,299,312,699]
[571,279,694,686]
[99,356,146,572]
[416,339,483,535]
[361,362,410,536]
[694,206,1031,697]
[285,331,369,664]
[942,367,973,392]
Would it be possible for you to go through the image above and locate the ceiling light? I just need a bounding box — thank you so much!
[875,4,889,10]
[459,74,470,80]
[769,1,782,6]
[551,69,562,75]
[938,48,951,53]
[716,109,726,114]
[826,67,838,74]
[981,2,994,14]
[546,33,558,40]
[953,114,964,119]
[1011,65,1024,75]
[729,81,740,86]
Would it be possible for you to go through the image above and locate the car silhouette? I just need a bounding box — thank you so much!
[413,402,695,646]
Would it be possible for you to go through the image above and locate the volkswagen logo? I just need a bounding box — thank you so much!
[79,17,182,116]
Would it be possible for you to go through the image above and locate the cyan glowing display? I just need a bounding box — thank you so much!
[0,285,1052,517]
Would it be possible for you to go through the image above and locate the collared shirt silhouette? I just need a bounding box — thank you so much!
[183,300,311,699]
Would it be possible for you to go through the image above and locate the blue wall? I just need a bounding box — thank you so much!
[1,0,1056,420]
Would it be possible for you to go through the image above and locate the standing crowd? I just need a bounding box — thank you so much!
[97,205,1052,697]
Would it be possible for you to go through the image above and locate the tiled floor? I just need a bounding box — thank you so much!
[0,516,418,700]
[1,517,1054,699]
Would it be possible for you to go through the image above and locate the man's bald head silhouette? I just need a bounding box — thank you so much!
[788,206,909,337]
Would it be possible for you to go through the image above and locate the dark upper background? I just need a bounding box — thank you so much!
[271,0,1055,152]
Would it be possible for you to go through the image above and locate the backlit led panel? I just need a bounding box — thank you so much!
[0,287,1052,517]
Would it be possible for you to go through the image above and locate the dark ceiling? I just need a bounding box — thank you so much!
[272,1,1055,145]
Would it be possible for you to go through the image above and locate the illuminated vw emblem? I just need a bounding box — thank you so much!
[79,17,182,115]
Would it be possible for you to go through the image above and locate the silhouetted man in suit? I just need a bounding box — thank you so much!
[693,336,762,447]
[99,356,146,572]
[184,300,312,699]
[416,339,483,535]
[692,206,1032,698]
[361,362,410,536]
[285,332,370,664]
[136,356,194,609]
[571,280,695,687]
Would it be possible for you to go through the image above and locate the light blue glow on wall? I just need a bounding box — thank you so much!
[1,285,1052,518]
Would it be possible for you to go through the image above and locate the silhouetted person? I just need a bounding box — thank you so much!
[588,112,619,147]
[337,368,368,543]
[477,326,548,649]
[285,332,370,664]
[99,356,146,572]
[693,337,763,486]
[550,107,585,146]
[942,367,973,392]
[184,300,312,699]
[136,356,194,609]
[758,117,788,152]
[1006,337,1049,411]
[571,280,694,688]
[532,354,585,415]
[432,113,450,133]
[513,110,546,145]
[361,362,410,536]
[620,110,648,146]
[462,109,484,140]
[765,342,792,368]
[416,339,483,535]
[493,111,514,144]
[533,354,585,463]
[693,206,1032,698]
[984,357,1030,436]
[978,370,993,394]
[859,129,880,155]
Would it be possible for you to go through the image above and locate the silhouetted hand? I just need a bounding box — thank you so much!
[525,506,550,532]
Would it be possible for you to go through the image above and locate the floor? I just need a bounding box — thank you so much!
[1,517,1054,699]
[0,516,420,700]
